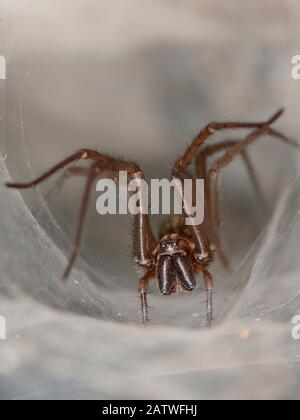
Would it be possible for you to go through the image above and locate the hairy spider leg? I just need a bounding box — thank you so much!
[208,126,300,255]
[173,108,285,174]
[6,152,156,322]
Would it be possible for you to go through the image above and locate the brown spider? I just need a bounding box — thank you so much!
[6,109,299,327]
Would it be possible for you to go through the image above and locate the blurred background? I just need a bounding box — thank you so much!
[0,0,300,399]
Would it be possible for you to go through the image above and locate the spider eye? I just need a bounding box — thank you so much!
[160,240,177,249]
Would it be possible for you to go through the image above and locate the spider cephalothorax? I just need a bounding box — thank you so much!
[153,234,197,295]
[6,109,299,327]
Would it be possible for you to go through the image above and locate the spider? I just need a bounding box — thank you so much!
[6,109,299,327]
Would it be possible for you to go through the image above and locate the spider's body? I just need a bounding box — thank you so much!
[136,212,215,324]
[6,109,299,327]
[153,216,214,295]
[154,233,198,295]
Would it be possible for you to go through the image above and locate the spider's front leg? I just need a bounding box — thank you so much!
[6,149,103,189]
[193,262,214,328]
[170,167,214,327]
[138,269,155,324]
[202,269,214,328]
[6,151,157,326]
[131,173,157,324]
[173,108,284,173]
[208,126,300,247]
[195,140,267,268]
[173,109,299,270]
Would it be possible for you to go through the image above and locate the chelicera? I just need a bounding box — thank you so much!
[6,109,299,326]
